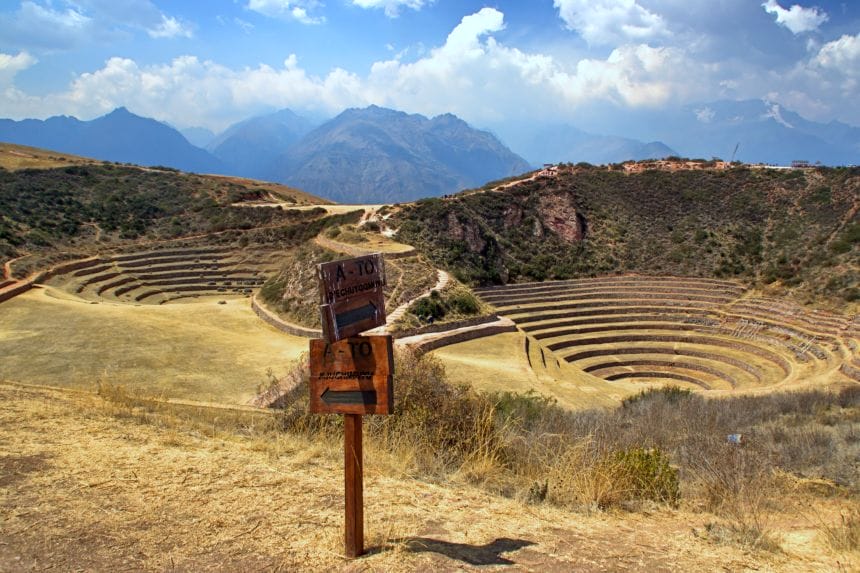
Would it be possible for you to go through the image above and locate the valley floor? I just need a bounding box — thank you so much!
[1,382,856,572]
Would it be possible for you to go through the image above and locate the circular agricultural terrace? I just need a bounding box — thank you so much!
[44,246,278,304]
[475,276,859,391]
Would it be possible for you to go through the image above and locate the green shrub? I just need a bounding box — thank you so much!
[613,447,680,505]
[448,290,480,314]
[410,293,446,320]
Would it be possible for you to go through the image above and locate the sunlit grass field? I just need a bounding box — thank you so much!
[430,331,636,409]
[0,287,308,404]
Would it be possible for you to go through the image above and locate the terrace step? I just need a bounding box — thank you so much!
[603,371,712,389]
[508,305,717,325]
[499,299,730,317]
[107,247,231,263]
[489,291,737,309]
[478,284,743,305]
[585,358,739,388]
[473,275,743,294]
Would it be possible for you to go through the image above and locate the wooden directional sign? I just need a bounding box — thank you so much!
[308,335,394,415]
[311,254,394,559]
[317,254,387,342]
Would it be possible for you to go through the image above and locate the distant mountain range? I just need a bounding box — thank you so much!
[559,99,860,166]
[517,125,676,166]
[669,99,860,165]
[0,108,226,174]
[0,106,532,203]
[2,99,856,204]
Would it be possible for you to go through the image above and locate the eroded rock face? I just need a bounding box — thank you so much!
[503,204,523,228]
[537,193,585,244]
[447,212,487,252]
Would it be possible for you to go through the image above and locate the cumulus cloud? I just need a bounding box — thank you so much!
[553,0,668,45]
[246,0,324,24]
[351,0,432,18]
[0,51,37,85]
[813,33,860,73]
[762,0,828,35]
[0,7,711,130]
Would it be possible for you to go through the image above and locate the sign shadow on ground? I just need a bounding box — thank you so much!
[369,537,535,566]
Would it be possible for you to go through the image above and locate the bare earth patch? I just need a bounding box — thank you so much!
[1,383,855,572]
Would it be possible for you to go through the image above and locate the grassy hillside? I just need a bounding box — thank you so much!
[0,161,337,273]
[0,142,102,170]
[392,164,859,309]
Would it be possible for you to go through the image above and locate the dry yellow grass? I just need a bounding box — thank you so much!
[204,173,328,205]
[0,287,308,404]
[0,142,101,170]
[1,381,855,571]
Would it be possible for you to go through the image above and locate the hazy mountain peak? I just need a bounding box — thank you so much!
[271,106,530,203]
[0,109,225,173]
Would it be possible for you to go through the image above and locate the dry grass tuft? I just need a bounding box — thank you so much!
[820,509,860,553]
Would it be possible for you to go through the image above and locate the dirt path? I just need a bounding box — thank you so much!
[367,270,451,335]
[3,255,28,280]
[490,168,556,192]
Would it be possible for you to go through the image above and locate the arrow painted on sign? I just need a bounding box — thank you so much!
[335,300,379,329]
[321,388,378,406]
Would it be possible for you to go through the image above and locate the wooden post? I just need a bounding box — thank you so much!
[344,413,364,558]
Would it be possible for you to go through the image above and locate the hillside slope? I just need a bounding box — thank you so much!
[392,163,859,308]
[0,161,331,269]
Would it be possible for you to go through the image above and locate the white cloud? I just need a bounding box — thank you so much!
[0,51,37,85]
[0,1,94,49]
[762,1,828,35]
[246,0,324,24]
[813,33,860,74]
[8,5,860,132]
[351,0,432,18]
[553,0,668,46]
[147,14,193,38]
[0,1,194,49]
[0,8,708,130]
[695,106,715,123]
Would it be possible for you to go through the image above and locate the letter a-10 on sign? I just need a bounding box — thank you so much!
[317,254,387,342]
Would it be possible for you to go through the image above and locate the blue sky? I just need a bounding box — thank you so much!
[1,1,859,136]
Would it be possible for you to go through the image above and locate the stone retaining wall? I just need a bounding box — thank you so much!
[251,294,322,338]
[404,321,517,355]
[0,281,33,303]
[392,314,499,339]
[840,363,860,382]
[37,257,102,281]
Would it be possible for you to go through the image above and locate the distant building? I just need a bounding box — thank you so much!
[791,160,811,168]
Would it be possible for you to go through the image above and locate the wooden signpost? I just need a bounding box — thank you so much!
[310,253,393,558]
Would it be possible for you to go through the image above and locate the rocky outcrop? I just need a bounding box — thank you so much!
[537,193,585,244]
[446,212,486,253]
